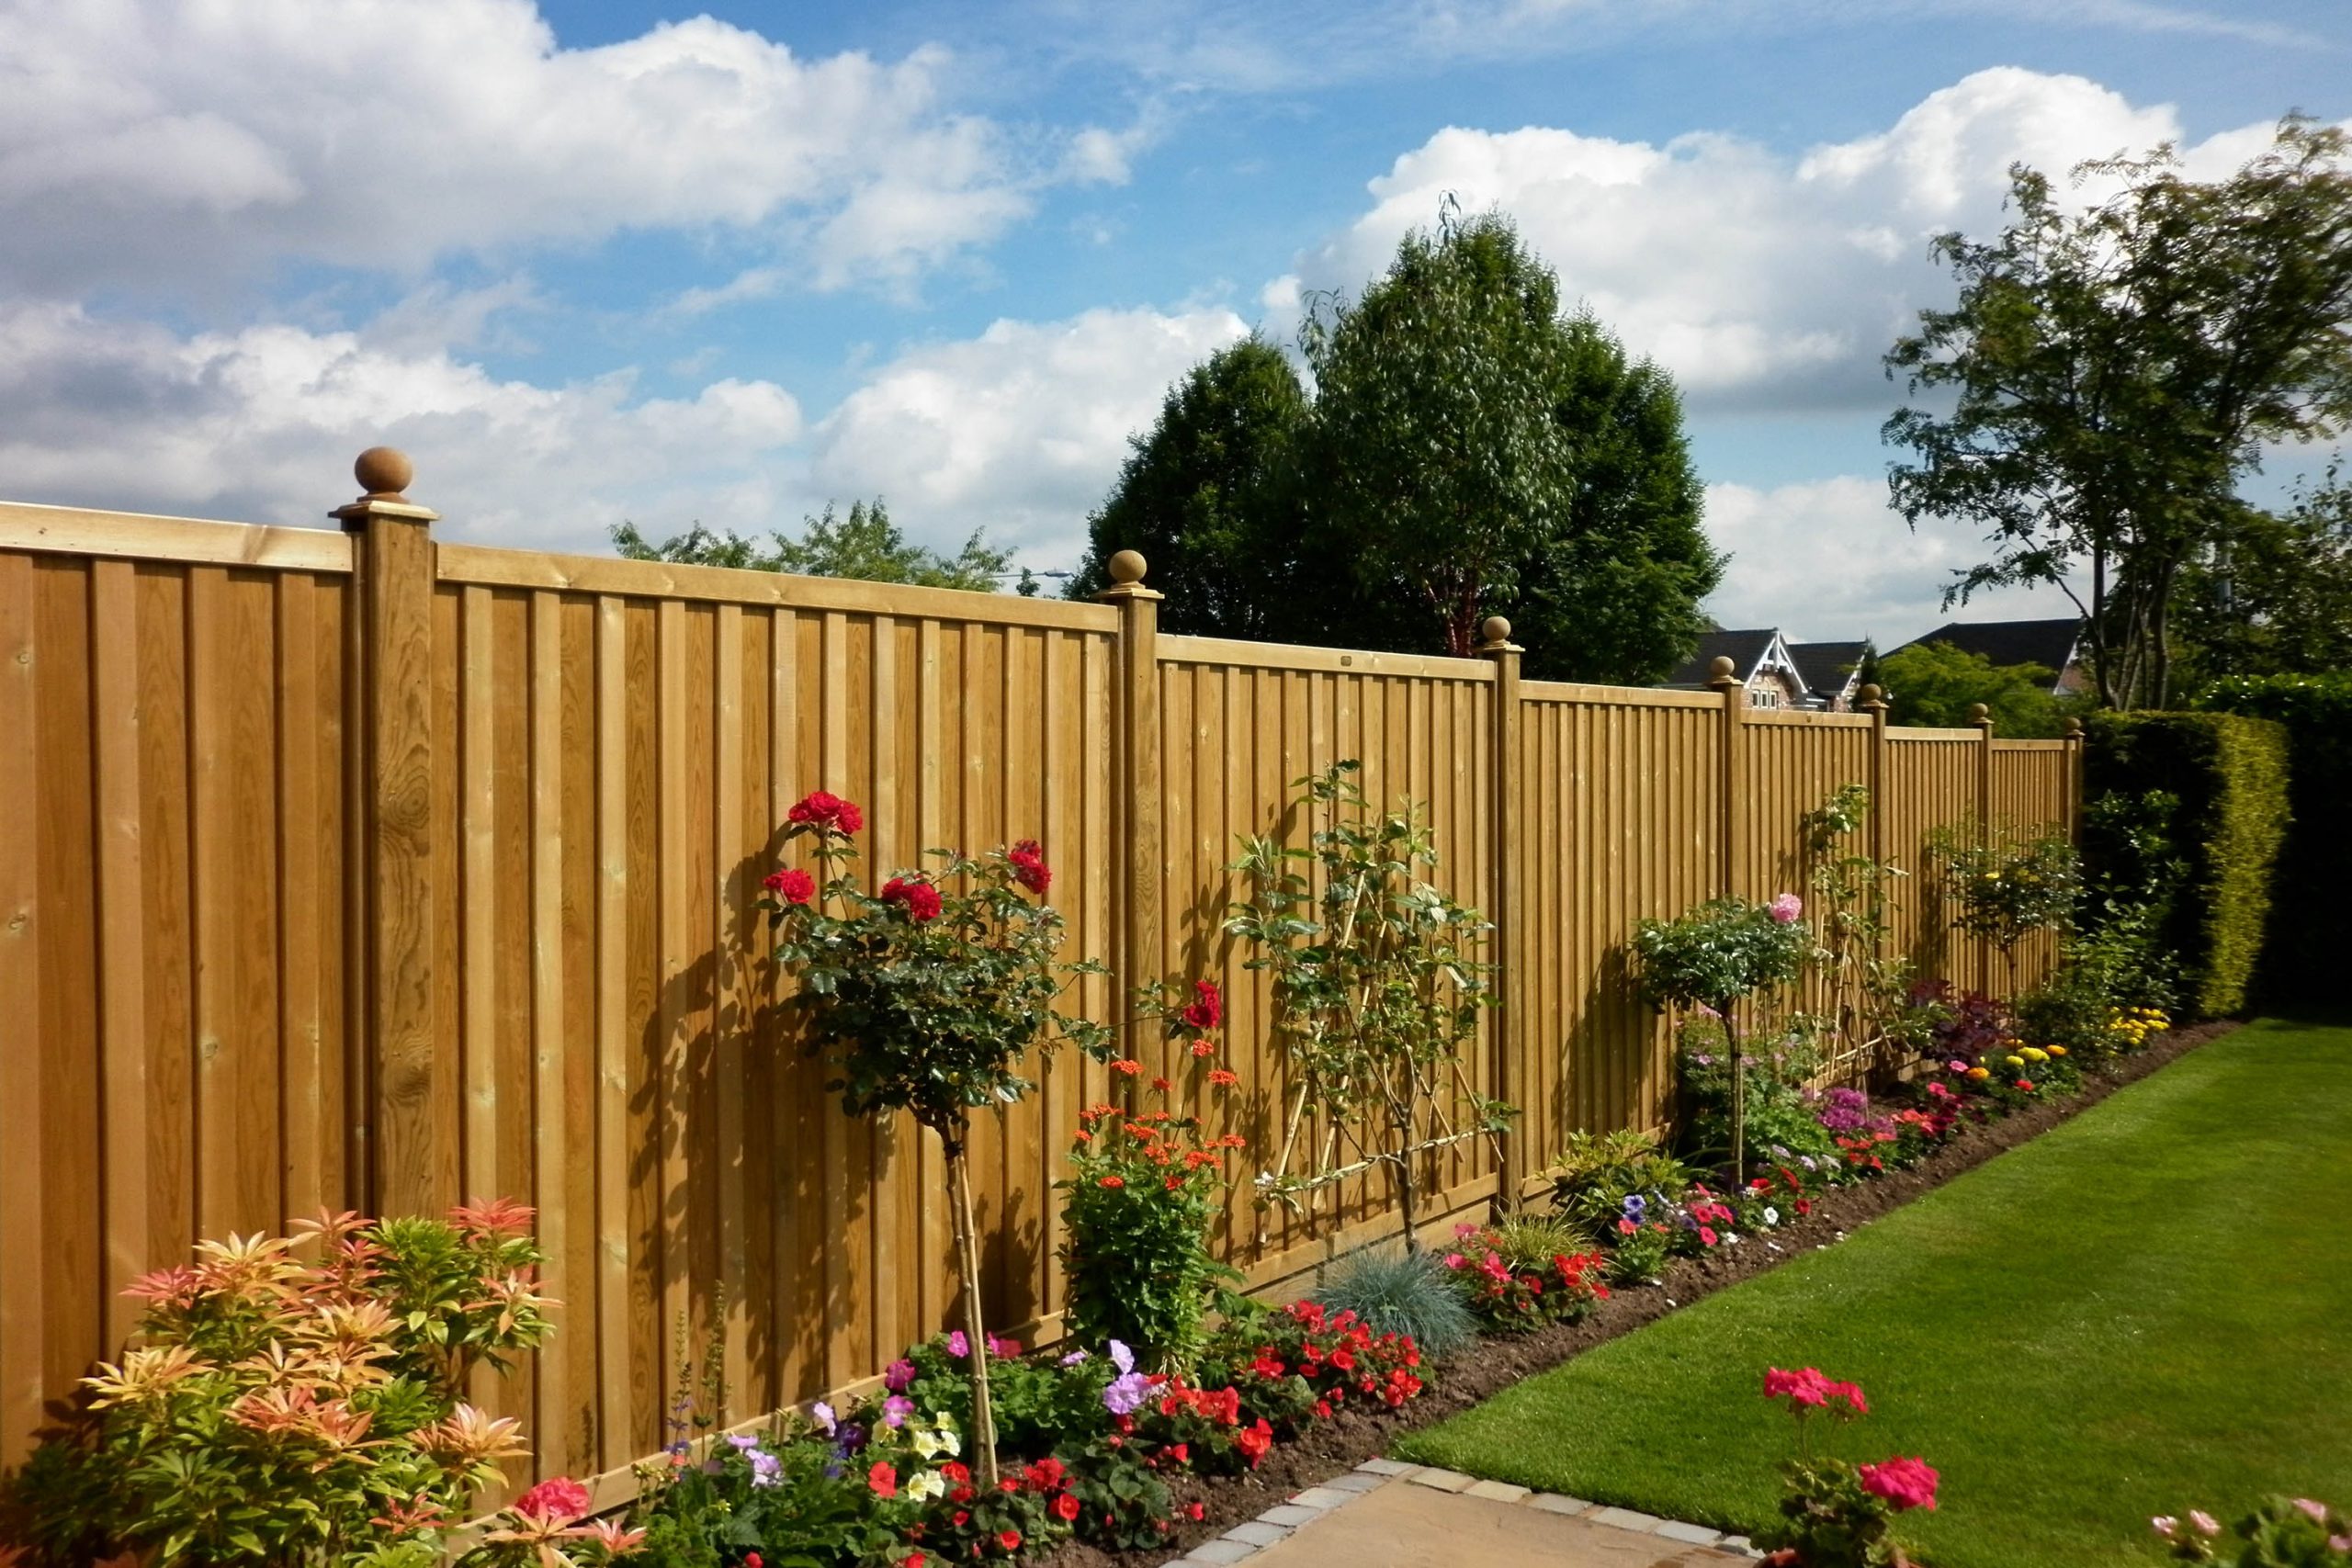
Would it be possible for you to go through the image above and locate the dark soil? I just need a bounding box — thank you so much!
[1035,1021,2239,1568]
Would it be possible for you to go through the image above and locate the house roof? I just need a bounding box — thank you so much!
[1892,618,2082,676]
[1789,640,1871,699]
[1663,628,1781,689]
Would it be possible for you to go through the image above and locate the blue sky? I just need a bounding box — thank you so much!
[3,0,2346,641]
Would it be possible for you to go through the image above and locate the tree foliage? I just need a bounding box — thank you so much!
[2174,472,2352,688]
[1884,118,2352,710]
[1076,209,1719,680]
[613,499,1021,593]
[1873,640,2082,737]
[1068,336,1310,637]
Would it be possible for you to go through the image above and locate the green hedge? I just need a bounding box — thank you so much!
[2083,711,2290,1019]
[2197,674,2350,1007]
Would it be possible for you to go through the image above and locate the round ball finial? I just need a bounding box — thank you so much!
[354,446,413,498]
[1858,682,1884,707]
[1480,615,1512,646]
[1968,702,1992,724]
[1107,549,1148,586]
[2064,716,2084,737]
[1708,655,1737,682]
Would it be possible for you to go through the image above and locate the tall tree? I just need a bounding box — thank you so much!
[1873,640,2079,738]
[1302,209,1580,658]
[1068,335,1310,636]
[612,499,1016,592]
[2175,472,2352,689]
[1885,118,2352,710]
[1497,310,1720,683]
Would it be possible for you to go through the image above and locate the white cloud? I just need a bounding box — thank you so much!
[0,0,1109,298]
[1702,474,2076,640]
[809,306,1251,564]
[0,301,801,550]
[1275,68,2305,412]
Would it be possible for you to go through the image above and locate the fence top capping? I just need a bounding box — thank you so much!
[1708,654,1739,690]
[330,445,437,526]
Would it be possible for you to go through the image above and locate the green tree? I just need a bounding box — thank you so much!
[1067,336,1311,637]
[1885,118,2352,710]
[611,499,1016,592]
[2175,473,2352,687]
[1874,640,2079,737]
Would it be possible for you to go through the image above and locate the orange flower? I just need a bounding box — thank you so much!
[1110,1059,1142,1077]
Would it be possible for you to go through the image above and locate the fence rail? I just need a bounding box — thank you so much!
[0,456,2080,1500]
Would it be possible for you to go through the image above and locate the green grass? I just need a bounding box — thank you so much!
[1394,1019,2352,1568]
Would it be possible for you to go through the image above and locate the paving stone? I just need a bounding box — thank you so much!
[1657,1519,1724,1546]
[1325,1472,1386,1494]
[1259,1505,1324,1528]
[1589,1505,1664,1531]
[1182,1540,1260,1565]
[1289,1486,1356,1509]
[1464,1479,1531,1504]
[1357,1457,1417,1475]
[1720,1535,1759,1558]
[1525,1493,1593,1517]
[1225,1521,1293,1548]
[1407,1467,1476,1492]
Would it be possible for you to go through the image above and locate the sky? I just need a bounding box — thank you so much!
[3,0,2347,643]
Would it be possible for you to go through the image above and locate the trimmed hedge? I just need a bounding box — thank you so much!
[2198,674,2351,1007]
[2083,711,2290,1019]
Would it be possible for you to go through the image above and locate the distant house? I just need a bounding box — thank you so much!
[1886,618,2086,695]
[1788,640,1871,713]
[1662,628,1811,709]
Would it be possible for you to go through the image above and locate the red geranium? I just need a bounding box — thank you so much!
[996,1529,1022,1552]
[868,1461,898,1498]
[513,1477,592,1524]
[1179,979,1222,1032]
[1858,1456,1939,1512]
[1052,1492,1080,1522]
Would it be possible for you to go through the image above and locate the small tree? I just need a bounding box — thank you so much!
[1798,785,1922,1067]
[763,797,1105,1487]
[1227,762,1508,1249]
[1928,819,2080,998]
[1632,897,1810,1181]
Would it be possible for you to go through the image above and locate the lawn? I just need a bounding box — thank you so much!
[1393,1018,2352,1568]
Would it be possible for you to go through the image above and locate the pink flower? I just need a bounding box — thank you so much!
[1768,892,1803,924]
[1698,1226,1718,1247]
[884,1358,916,1392]
[1858,1457,1939,1513]
[2152,1517,2179,1540]
[514,1477,594,1524]
[2190,1512,2221,1537]
[1947,1059,1970,1075]
[2292,1500,2327,1524]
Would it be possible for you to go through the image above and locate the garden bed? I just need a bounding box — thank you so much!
[1038,1017,2239,1568]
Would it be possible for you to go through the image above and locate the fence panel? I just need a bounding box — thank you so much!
[0,478,2085,1494]
[0,510,356,1469]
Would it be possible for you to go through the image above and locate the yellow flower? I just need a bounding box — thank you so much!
[2005,1055,2024,1068]
[2047,1045,2068,1057]
[2022,1047,2048,1063]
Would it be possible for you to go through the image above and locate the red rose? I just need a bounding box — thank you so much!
[1008,839,1052,894]
[786,790,864,835]
[763,866,816,904]
[1179,978,1222,1031]
[1052,1493,1080,1522]
[880,876,943,921]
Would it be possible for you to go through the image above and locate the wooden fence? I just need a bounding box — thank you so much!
[0,451,2078,1497]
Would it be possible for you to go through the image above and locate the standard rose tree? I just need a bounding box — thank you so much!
[762,792,1107,1488]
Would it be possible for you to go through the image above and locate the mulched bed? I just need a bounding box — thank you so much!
[1036,1020,2239,1567]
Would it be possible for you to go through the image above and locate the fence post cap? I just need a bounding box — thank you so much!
[2064,716,2084,737]
[334,446,437,525]
[1858,682,1887,711]
[1478,615,1521,653]
[355,446,414,499]
[1107,549,1147,584]
[1708,655,1739,688]
[1969,702,1992,725]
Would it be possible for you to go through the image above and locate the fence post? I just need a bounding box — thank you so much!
[1710,656,1747,899]
[2063,715,2086,842]
[1859,682,1892,1028]
[1477,615,1525,1212]
[333,447,445,1218]
[1095,551,1161,1067]
[1971,701,1996,998]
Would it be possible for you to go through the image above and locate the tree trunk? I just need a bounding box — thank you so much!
[945,1143,1001,1488]
[1395,1089,1421,1253]
[1724,1005,1747,1186]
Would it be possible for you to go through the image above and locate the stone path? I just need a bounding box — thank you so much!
[1159,1459,1761,1567]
